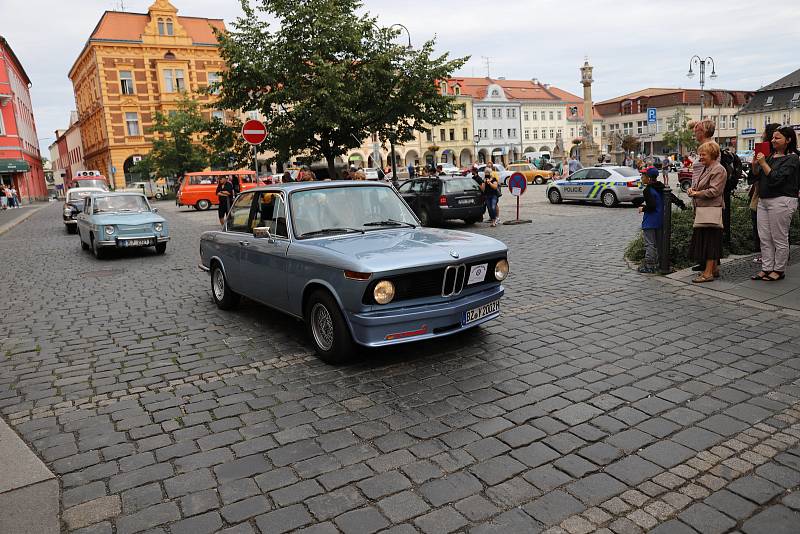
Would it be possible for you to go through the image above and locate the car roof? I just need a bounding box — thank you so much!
[89,191,148,197]
[249,180,395,193]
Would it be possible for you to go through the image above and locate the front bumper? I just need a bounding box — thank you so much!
[63,218,77,226]
[95,235,170,247]
[347,284,504,347]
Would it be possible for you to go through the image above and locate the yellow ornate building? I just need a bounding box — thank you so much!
[68,0,225,188]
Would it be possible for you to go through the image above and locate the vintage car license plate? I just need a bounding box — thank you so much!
[119,238,154,247]
[463,300,500,325]
[458,198,474,205]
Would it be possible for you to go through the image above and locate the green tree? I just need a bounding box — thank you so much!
[214,0,467,178]
[622,135,639,154]
[662,108,697,155]
[145,94,209,181]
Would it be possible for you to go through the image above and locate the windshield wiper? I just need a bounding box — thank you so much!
[300,227,365,238]
[363,219,416,228]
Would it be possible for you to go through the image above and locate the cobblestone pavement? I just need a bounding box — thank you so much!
[1,188,799,534]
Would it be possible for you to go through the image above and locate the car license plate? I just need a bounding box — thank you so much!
[119,238,154,247]
[463,300,500,325]
[458,199,474,205]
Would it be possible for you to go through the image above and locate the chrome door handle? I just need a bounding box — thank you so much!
[238,241,250,246]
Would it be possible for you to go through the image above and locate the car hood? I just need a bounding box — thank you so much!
[296,228,507,273]
[90,212,165,225]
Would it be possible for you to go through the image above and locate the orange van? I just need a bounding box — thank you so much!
[177,171,262,210]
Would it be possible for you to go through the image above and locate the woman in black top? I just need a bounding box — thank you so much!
[480,173,501,227]
[216,175,234,225]
[751,126,800,281]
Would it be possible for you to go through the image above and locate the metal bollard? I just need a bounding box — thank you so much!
[658,186,672,274]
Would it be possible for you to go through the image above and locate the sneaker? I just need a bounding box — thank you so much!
[638,266,656,274]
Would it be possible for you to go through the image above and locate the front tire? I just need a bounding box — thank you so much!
[196,199,211,211]
[155,242,167,254]
[534,176,544,185]
[601,190,619,208]
[211,264,240,310]
[548,188,562,204]
[305,290,354,364]
[155,192,163,200]
[91,234,106,259]
[80,234,89,250]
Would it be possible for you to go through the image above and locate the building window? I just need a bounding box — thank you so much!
[454,86,460,96]
[524,129,530,140]
[766,115,772,125]
[207,72,220,94]
[549,128,554,139]
[533,130,538,140]
[120,71,135,95]
[439,129,445,142]
[440,81,447,95]
[532,111,537,120]
[211,110,225,122]
[426,131,432,142]
[460,106,466,119]
[524,111,529,121]
[449,129,455,141]
[637,121,645,135]
[557,128,562,137]
[462,128,468,140]
[783,113,791,125]
[125,112,140,136]
[557,111,562,120]
[157,18,165,35]
[765,96,774,106]
[570,127,574,138]
[166,19,174,36]
[162,69,185,93]
[720,116,727,129]
[549,111,554,120]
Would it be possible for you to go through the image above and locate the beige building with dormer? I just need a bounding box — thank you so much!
[68,0,225,187]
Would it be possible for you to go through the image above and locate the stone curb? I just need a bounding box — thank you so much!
[0,203,49,237]
[0,416,59,533]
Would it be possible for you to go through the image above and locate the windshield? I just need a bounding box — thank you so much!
[443,178,480,194]
[614,167,640,178]
[291,185,418,238]
[67,190,95,203]
[74,179,109,190]
[93,195,150,213]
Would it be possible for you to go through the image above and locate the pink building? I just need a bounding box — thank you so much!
[0,36,47,201]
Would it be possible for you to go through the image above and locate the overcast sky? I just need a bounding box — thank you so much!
[2,0,798,155]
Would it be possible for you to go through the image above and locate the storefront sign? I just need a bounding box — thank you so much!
[0,159,30,173]
[741,128,757,135]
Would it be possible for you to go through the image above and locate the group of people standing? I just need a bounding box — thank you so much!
[0,183,20,209]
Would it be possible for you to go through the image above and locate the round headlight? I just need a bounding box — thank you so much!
[104,226,115,236]
[154,222,163,232]
[494,259,509,281]
[373,280,396,305]
[64,208,73,216]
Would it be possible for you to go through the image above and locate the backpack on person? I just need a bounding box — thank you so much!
[720,148,742,194]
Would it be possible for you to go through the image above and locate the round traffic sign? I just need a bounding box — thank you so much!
[241,119,267,145]
[508,172,527,196]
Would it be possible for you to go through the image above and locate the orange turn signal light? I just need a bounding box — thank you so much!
[344,270,372,281]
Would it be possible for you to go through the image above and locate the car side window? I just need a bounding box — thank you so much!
[397,181,413,194]
[569,169,589,181]
[84,197,90,213]
[253,192,289,238]
[423,180,439,194]
[410,180,426,194]
[586,169,610,180]
[227,192,255,233]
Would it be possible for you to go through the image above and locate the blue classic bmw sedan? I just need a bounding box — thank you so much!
[199,181,509,363]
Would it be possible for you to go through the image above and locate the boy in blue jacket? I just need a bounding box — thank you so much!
[639,167,664,273]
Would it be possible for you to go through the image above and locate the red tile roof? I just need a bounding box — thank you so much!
[446,77,582,102]
[90,11,225,45]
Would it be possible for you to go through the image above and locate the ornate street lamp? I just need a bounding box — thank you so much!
[687,56,717,120]
[473,133,481,164]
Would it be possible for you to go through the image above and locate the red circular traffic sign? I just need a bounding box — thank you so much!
[241,119,267,145]
[507,172,527,196]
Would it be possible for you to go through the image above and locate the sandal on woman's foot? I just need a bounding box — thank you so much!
[751,271,769,280]
[765,271,785,281]
[692,274,715,283]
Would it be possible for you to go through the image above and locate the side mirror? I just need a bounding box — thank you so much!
[253,226,272,240]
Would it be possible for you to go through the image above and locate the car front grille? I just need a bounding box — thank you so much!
[116,224,152,235]
[362,257,503,304]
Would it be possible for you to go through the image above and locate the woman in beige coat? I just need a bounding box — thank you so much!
[686,141,727,283]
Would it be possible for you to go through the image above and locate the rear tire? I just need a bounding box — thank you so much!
[305,290,354,364]
[548,188,562,204]
[534,176,544,185]
[196,199,211,211]
[601,190,619,208]
[211,264,240,310]
[155,192,163,200]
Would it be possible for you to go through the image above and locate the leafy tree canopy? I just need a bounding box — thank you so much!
[663,108,698,154]
[214,0,468,176]
[143,94,209,180]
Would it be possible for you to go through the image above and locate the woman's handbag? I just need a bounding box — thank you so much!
[693,206,723,228]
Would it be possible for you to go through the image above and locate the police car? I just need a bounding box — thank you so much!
[546,166,644,208]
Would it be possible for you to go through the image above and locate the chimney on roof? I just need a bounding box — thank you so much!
[543,84,550,89]
[532,78,539,85]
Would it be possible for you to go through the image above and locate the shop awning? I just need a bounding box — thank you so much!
[348,154,363,161]
[0,159,30,173]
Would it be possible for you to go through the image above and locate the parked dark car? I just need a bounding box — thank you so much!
[678,167,693,192]
[397,176,485,226]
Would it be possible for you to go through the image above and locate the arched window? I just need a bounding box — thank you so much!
[440,81,447,95]
[166,19,174,36]
[157,18,165,35]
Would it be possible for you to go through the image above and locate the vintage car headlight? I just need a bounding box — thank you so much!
[154,222,163,232]
[104,225,115,236]
[63,207,73,216]
[373,280,395,305]
[494,259,509,281]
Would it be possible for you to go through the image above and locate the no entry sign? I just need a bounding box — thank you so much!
[241,119,267,145]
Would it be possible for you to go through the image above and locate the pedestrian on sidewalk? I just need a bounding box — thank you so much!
[661,157,670,185]
[687,119,718,272]
[638,167,664,274]
[215,175,234,225]
[747,123,781,260]
[687,141,726,283]
[0,185,6,210]
[480,171,501,227]
[4,186,13,208]
[750,126,800,282]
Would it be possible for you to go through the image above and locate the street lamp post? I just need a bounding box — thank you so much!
[687,56,717,120]
[473,134,480,165]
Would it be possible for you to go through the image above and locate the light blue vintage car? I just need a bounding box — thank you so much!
[199,181,509,363]
[76,192,169,259]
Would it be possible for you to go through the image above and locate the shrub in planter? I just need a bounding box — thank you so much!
[625,195,800,271]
